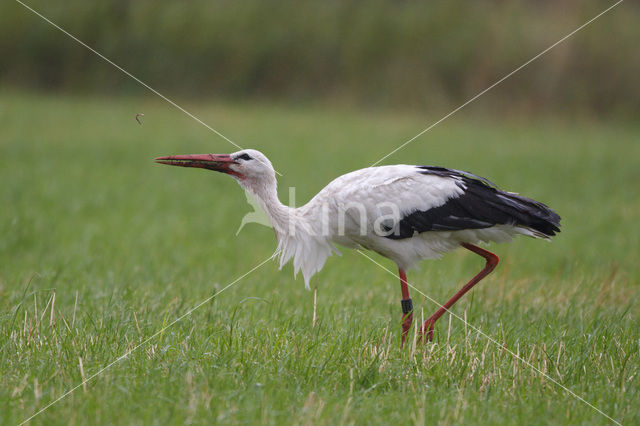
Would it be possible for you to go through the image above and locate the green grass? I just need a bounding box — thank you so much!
[1,91,639,424]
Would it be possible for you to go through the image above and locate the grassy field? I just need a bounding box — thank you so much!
[1,91,639,424]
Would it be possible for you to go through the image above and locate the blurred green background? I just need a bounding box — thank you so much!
[2,0,639,116]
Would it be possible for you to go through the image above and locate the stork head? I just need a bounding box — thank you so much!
[155,149,276,189]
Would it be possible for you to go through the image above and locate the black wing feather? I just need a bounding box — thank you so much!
[384,166,561,240]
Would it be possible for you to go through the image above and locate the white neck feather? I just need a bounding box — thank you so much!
[239,176,338,289]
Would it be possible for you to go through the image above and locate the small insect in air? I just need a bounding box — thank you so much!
[135,113,145,125]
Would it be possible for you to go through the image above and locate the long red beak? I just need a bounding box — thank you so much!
[154,153,240,176]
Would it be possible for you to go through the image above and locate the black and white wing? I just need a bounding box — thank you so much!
[383,166,561,240]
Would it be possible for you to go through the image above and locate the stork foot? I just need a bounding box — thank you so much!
[419,317,436,342]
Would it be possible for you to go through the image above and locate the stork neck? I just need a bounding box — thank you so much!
[242,176,295,236]
[239,174,335,289]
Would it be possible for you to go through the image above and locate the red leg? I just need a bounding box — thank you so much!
[399,268,413,346]
[420,243,499,341]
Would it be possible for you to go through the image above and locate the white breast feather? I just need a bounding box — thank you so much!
[275,212,341,290]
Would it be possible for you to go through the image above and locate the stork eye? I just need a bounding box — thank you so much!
[236,153,253,161]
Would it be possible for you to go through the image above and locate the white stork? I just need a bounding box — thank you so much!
[155,149,561,344]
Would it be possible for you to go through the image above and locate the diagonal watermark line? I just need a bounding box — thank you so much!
[18,251,280,426]
[370,0,625,167]
[356,249,622,426]
[13,0,282,176]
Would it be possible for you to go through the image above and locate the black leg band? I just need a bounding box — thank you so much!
[401,298,413,315]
